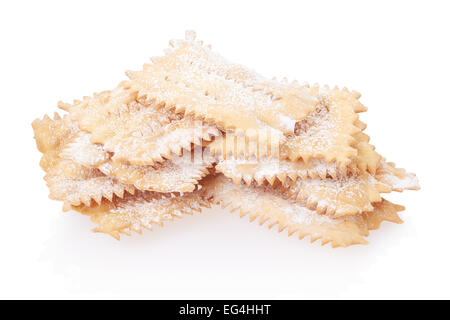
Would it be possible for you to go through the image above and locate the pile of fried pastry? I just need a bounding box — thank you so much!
[32,31,419,247]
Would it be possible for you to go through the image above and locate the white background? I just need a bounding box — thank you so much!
[0,0,448,299]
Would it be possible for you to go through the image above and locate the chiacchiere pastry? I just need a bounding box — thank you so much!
[32,31,419,247]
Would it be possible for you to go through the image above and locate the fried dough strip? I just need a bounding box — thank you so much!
[67,189,210,240]
[215,154,415,217]
[126,31,320,157]
[208,85,362,165]
[97,158,213,194]
[285,128,401,218]
[212,113,385,186]
[215,157,345,186]
[45,160,135,206]
[60,82,219,165]
[352,119,381,174]
[287,172,389,217]
[58,130,109,167]
[211,122,369,186]
[32,113,135,206]
[215,152,414,189]
[61,130,215,193]
[375,159,420,192]
[202,174,404,248]
[284,85,361,166]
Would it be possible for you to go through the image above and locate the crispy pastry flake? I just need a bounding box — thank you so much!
[60,82,219,166]
[212,122,376,186]
[215,157,344,186]
[68,189,209,240]
[352,119,382,174]
[32,113,135,206]
[202,174,404,248]
[208,85,363,165]
[287,172,389,217]
[375,160,420,192]
[286,159,418,217]
[284,86,361,166]
[126,31,321,158]
[215,154,414,217]
[61,130,215,193]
